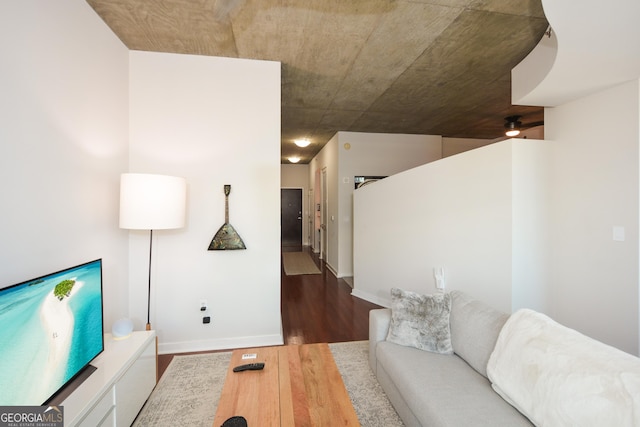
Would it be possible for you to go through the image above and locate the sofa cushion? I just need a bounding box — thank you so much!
[449,290,508,378]
[376,341,532,427]
[386,288,453,354]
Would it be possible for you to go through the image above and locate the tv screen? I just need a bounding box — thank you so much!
[0,259,104,405]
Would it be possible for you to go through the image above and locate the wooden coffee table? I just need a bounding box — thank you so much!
[212,343,360,426]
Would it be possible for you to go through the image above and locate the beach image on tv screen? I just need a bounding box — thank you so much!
[0,260,103,405]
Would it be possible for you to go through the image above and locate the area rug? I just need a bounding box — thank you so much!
[133,341,403,427]
[282,251,321,275]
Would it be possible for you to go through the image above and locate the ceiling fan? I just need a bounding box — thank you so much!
[504,115,544,137]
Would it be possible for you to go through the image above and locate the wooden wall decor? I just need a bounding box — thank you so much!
[208,185,246,250]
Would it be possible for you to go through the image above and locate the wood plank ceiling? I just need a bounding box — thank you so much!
[87,0,549,163]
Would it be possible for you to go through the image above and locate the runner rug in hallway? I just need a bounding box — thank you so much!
[133,341,404,427]
[282,251,321,275]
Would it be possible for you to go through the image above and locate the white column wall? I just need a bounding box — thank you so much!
[129,51,282,353]
[545,79,640,355]
[512,140,552,312]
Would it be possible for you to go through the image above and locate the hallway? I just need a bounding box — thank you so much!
[281,245,382,345]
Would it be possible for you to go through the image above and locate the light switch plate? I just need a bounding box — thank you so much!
[434,267,445,290]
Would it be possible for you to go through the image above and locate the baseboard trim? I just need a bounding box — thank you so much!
[158,333,284,355]
[350,288,391,308]
[325,262,338,277]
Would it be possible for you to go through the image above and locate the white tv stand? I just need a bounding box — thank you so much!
[62,330,157,427]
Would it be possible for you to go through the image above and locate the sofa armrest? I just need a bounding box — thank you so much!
[369,308,391,374]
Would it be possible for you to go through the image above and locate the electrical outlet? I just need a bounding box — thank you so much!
[203,316,211,324]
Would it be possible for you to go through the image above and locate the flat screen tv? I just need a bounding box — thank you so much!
[0,259,104,405]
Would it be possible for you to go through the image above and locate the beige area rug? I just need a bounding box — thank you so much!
[133,341,404,427]
[282,251,321,275]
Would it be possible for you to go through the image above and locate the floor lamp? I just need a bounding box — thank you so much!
[119,173,187,331]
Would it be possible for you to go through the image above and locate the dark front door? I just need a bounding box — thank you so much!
[281,188,302,246]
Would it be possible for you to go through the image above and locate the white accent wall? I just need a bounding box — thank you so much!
[0,1,130,330]
[129,52,282,353]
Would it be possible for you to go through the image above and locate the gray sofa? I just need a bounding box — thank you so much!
[369,290,532,427]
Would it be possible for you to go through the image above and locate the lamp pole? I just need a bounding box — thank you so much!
[146,229,153,331]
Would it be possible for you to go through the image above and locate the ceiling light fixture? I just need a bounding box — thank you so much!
[504,115,522,137]
[288,156,301,163]
[294,138,311,147]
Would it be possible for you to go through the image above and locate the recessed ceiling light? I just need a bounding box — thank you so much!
[294,138,310,148]
[288,156,301,163]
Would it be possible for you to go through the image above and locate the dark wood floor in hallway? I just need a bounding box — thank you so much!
[281,245,381,344]
[158,246,381,378]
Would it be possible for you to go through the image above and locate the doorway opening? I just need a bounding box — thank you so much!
[281,188,303,247]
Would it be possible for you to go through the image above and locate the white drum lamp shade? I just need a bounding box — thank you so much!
[119,173,187,230]
[119,173,187,330]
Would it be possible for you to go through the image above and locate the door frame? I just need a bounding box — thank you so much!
[307,188,313,246]
[321,167,328,261]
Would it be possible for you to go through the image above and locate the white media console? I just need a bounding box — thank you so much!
[62,330,157,426]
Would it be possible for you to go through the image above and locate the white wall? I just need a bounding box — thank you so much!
[353,140,549,314]
[0,1,130,330]
[353,80,640,355]
[129,51,282,353]
[442,137,493,157]
[508,0,640,354]
[545,79,640,355]
[281,164,311,245]
[309,136,339,260]
[310,131,442,277]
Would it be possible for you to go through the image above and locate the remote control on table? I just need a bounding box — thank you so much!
[233,362,265,372]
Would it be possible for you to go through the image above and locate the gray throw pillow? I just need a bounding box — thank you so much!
[386,288,453,354]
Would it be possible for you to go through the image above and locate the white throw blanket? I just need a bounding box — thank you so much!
[487,309,640,427]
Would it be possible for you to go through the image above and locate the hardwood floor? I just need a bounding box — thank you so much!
[157,246,382,378]
[280,245,381,344]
